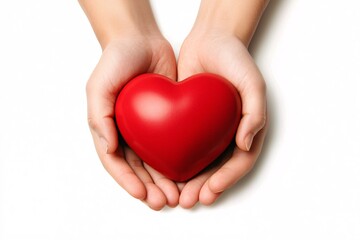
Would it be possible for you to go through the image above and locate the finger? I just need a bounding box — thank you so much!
[93,135,146,200]
[179,166,218,209]
[199,182,222,206]
[87,113,118,154]
[208,118,268,193]
[198,144,235,206]
[144,163,180,208]
[235,69,267,151]
[179,177,204,209]
[124,148,167,211]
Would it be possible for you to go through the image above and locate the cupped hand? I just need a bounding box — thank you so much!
[177,30,268,208]
[86,34,179,210]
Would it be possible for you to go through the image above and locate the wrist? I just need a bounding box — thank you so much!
[79,0,161,49]
[193,0,269,46]
[102,23,162,50]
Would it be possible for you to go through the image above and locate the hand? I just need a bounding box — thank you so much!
[177,29,268,208]
[79,0,182,210]
[80,0,269,210]
[86,34,180,210]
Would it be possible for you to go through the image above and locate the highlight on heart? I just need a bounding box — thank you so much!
[115,73,242,182]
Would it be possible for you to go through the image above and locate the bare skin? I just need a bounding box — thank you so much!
[79,0,269,210]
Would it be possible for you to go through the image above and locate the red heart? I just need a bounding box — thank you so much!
[115,73,241,182]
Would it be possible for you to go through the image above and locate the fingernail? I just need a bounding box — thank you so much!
[245,134,254,151]
[100,137,109,154]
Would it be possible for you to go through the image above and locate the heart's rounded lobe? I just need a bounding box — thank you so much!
[115,73,241,182]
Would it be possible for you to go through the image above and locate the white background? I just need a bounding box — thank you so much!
[1,0,360,239]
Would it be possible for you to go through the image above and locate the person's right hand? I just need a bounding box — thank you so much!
[86,34,180,210]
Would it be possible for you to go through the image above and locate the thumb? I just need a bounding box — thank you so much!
[213,42,267,152]
[86,81,119,154]
[85,50,127,154]
[85,44,152,154]
[235,72,267,151]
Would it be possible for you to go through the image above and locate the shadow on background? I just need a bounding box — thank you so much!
[207,0,286,208]
[249,0,285,56]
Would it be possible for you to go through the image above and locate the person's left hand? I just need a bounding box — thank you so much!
[176,29,269,208]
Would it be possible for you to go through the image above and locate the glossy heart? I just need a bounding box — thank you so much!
[115,73,241,182]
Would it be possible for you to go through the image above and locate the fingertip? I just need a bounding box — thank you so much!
[120,174,147,201]
[90,117,119,154]
[106,140,118,154]
[130,187,147,201]
[142,164,180,208]
[235,132,254,152]
[179,193,198,209]
[167,198,179,208]
[95,136,117,155]
[199,182,222,206]
[156,182,179,208]
[144,183,167,211]
[208,160,246,194]
[164,188,180,208]
[179,184,200,209]
[235,130,248,152]
[103,118,119,153]
[208,179,221,194]
[236,113,266,151]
